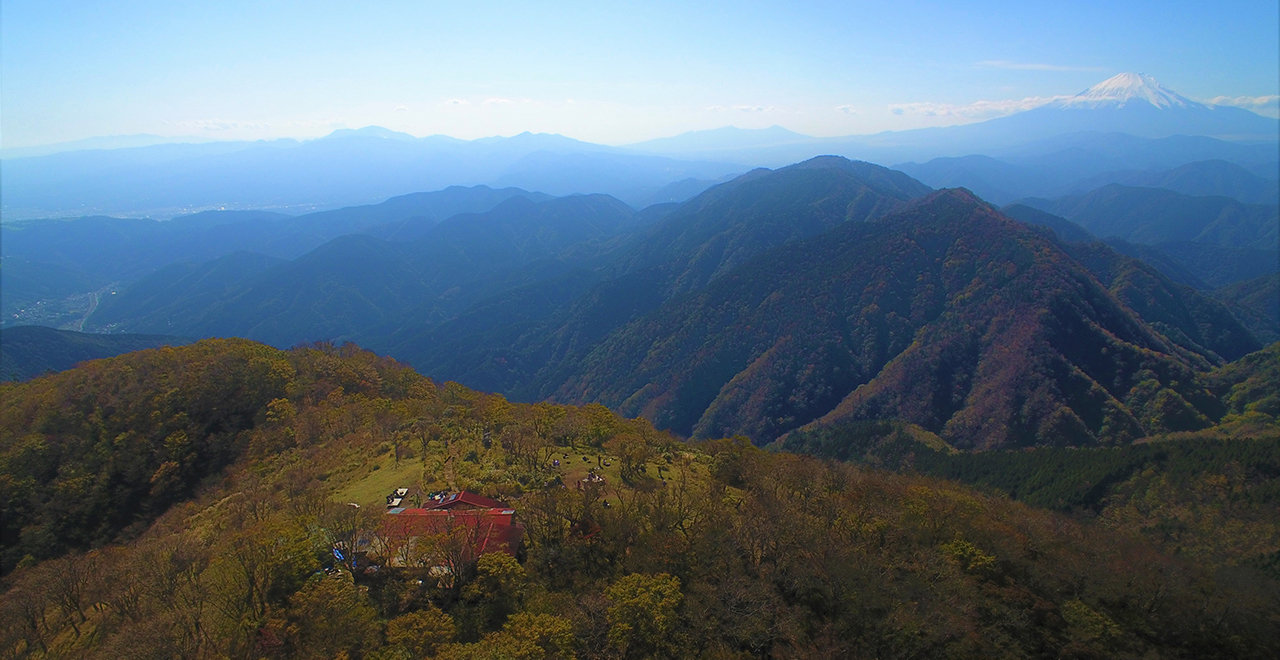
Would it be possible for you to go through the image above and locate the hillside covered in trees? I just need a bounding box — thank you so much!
[2,340,1279,659]
[11,157,1271,456]
[530,187,1258,448]
[782,341,1280,576]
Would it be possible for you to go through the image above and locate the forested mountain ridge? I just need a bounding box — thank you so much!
[896,154,1280,206]
[387,157,934,395]
[9,158,1271,457]
[87,251,285,332]
[1001,202,1280,289]
[524,189,1249,448]
[2,339,1277,658]
[782,342,1280,579]
[0,186,554,328]
[996,204,1267,357]
[603,156,932,297]
[1020,184,1279,250]
[1052,241,1260,364]
[1214,274,1280,344]
[87,194,641,348]
[1066,159,1280,204]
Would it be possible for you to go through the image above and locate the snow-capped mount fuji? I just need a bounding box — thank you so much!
[609,74,1276,167]
[838,72,1280,161]
[1052,72,1196,109]
[987,72,1278,141]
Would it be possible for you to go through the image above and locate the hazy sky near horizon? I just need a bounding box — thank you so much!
[3,0,1278,148]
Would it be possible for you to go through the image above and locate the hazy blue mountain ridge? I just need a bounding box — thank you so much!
[7,75,1274,220]
[0,185,553,321]
[1019,184,1279,250]
[85,193,643,348]
[897,152,1280,205]
[1066,159,1279,203]
[2,131,740,219]
[0,325,192,381]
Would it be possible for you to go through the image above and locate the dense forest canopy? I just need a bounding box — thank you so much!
[2,339,1279,659]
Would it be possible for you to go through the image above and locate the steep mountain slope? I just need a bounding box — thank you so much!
[997,205,1213,291]
[1021,184,1279,249]
[1096,239,1209,289]
[999,203,1096,243]
[1054,241,1260,363]
[1214,275,1280,344]
[539,190,1239,448]
[999,203,1277,293]
[0,325,192,381]
[389,158,932,393]
[605,157,933,296]
[89,251,285,331]
[1145,241,1279,288]
[630,177,734,208]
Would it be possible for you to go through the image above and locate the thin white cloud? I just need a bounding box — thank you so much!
[977,60,1106,72]
[734,105,764,112]
[483,97,517,105]
[286,119,345,129]
[166,118,271,131]
[888,95,1070,119]
[835,104,858,114]
[705,105,726,111]
[394,105,409,112]
[1207,94,1280,110]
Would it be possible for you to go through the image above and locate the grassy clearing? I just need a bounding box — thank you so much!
[334,451,435,507]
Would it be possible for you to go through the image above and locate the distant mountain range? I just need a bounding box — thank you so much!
[1,131,741,219]
[4,73,1274,219]
[629,74,1278,164]
[896,155,1280,206]
[83,193,652,346]
[5,68,1279,452]
[1065,159,1279,203]
[37,156,1265,451]
[0,185,552,321]
[1017,184,1277,250]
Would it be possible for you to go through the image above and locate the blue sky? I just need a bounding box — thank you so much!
[2,0,1277,147]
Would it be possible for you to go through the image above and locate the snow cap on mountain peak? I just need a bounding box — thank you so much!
[1053,72,1200,110]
